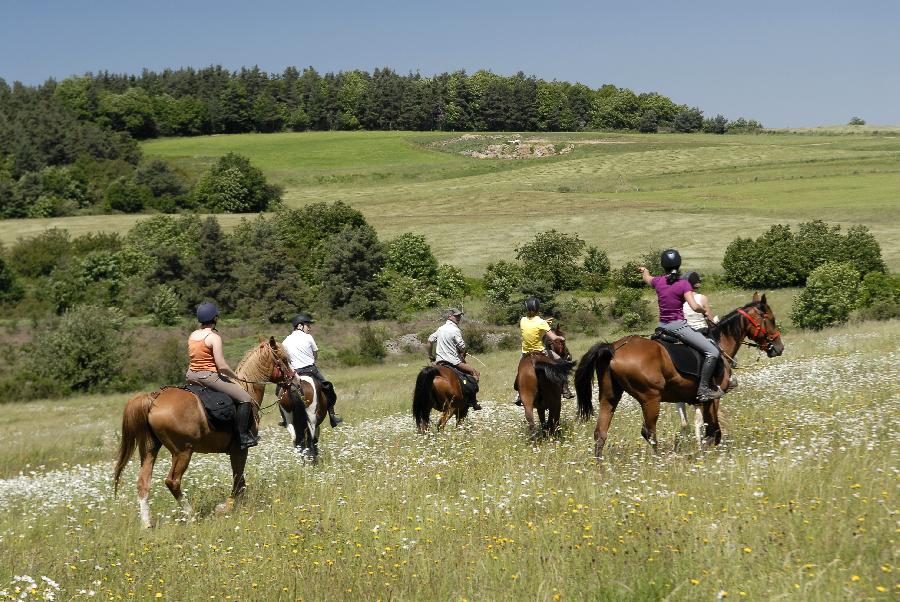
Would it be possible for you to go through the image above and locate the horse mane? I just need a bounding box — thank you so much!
[712,301,762,342]
[235,342,273,383]
[534,356,576,388]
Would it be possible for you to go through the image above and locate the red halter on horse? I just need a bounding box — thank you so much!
[575,293,784,458]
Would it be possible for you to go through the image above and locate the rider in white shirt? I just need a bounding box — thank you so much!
[283,313,342,427]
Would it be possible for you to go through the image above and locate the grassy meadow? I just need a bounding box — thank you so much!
[1,130,899,274]
[0,298,897,600]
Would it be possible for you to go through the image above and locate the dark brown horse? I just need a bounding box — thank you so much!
[575,294,784,458]
[114,338,295,528]
[412,365,470,432]
[278,375,327,461]
[516,326,575,438]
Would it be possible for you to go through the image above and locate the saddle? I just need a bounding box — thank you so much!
[439,362,479,401]
[650,329,724,381]
[178,384,236,431]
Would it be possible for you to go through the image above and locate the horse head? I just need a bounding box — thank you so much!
[740,293,784,357]
[546,323,573,361]
[265,337,296,384]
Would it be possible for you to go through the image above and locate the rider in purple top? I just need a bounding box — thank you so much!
[639,249,723,402]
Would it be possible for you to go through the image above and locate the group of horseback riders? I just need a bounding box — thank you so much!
[186,248,726,448]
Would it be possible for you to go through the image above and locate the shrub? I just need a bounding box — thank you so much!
[105,176,151,213]
[484,261,524,306]
[857,301,900,322]
[791,262,860,330]
[558,297,605,335]
[133,159,189,199]
[611,287,654,327]
[191,153,281,213]
[841,225,886,276]
[318,225,390,320]
[435,264,469,299]
[461,324,488,354]
[386,233,439,281]
[858,271,900,308]
[129,332,185,388]
[29,305,128,392]
[0,255,23,305]
[358,324,387,362]
[515,229,586,290]
[614,260,645,288]
[581,246,611,291]
[9,229,72,277]
[150,285,182,326]
[723,225,803,288]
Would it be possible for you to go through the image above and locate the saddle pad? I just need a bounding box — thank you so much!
[440,363,479,399]
[182,384,235,430]
[653,339,725,382]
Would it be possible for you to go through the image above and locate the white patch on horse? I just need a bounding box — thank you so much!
[299,375,318,440]
[285,410,296,441]
[139,495,151,528]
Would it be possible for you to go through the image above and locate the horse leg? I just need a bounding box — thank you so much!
[538,406,547,434]
[701,399,722,446]
[694,405,704,444]
[216,450,248,515]
[593,394,620,459]
[548,399,561,437]
[164,449,194,519]
[136,440,161,529]
[676,402,689,430]
[437,400,454,430]
[639,396,661,453]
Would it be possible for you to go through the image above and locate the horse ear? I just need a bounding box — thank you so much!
[752,291,760,303]
[760,293,767,306]
[269,336,278,349]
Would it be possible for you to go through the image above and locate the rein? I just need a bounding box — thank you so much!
[736,308,781,351]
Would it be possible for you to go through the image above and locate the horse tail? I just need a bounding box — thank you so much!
[114,393,156,495]
[575,343,614,420]
[412,366,439,430]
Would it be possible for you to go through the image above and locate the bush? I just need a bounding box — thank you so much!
[581,246,611,291]
[192,153,281,213]
[858,271,900,308]
[29,305,128,392]
[0,255,23,305]
[461,324,488,354]
[841,225,886,276]
[105,176,151,213]
[150,285,182,326]
[558,297,605,335]
[610,287,654,328]
[435,264,469,299]
[129,332,185,388]
[386,233,438,281]
[857,301,900,322]
[342,324,388,365]
[515,229,586,290]
[9,229,72,277]
[318,225,390,319]
[614,260,644,288]
[791,262,860,330]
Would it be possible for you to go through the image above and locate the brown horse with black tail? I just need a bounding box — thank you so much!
[412,365,470,432]
[575,293,783,458]
[516,326,575,438]
[114,338,296,528]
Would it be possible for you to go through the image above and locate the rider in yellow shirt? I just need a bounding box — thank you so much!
[515,298,570,403]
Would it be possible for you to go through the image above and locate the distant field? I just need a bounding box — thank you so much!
[2,130,899,274]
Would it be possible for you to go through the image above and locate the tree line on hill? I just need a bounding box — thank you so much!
[0,210,896,400]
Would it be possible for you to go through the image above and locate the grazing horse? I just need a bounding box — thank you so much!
[412,365,470,432]
[278,375,327,461]
[516,326,575,438]
[114,338,295,528]
[575,294,783,458]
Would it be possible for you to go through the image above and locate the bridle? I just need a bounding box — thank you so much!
[736,308,781,352]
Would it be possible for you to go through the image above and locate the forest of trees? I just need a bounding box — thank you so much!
[0,66,763,220]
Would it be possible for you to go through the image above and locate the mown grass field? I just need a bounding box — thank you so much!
[1,130,899,275]
[1,299,896,600]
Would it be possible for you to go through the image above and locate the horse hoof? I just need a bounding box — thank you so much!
[215,498,235,515]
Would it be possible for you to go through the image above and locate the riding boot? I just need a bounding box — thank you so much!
[235,402,259,450]
[469,397,482,411]
[696,357,724,402]
[328,406,343,428]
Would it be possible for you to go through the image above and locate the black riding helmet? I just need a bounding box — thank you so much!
[524,297,540,313]
[196,302,219,323]
[660,249,682,271]
[291,313,315,329]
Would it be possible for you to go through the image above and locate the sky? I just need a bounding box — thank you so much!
[1,0,898,128]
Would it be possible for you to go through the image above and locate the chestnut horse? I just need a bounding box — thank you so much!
[516,326,575,438]
[114,338,295,528]
[278,375,327,461]
[575,294,784,458]
[412,365,470,432]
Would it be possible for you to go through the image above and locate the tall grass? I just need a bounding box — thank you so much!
[0,317,895,600]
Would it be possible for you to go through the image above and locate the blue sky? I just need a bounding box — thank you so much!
[2,0,898,128]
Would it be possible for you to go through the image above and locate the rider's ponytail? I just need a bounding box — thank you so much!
[665,269,680,285]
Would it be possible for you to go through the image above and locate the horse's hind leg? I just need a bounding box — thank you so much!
[700,400,722,446]
[593,394,620,459]
[136,439,161,528]
[165,449,194,518]
[548,400,561,436]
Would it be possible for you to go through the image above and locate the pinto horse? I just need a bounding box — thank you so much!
[575,293,784,458]
[412,365,471,432]
[277,375,327,461]
[114,338,295,528]
[516,325,575,438]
